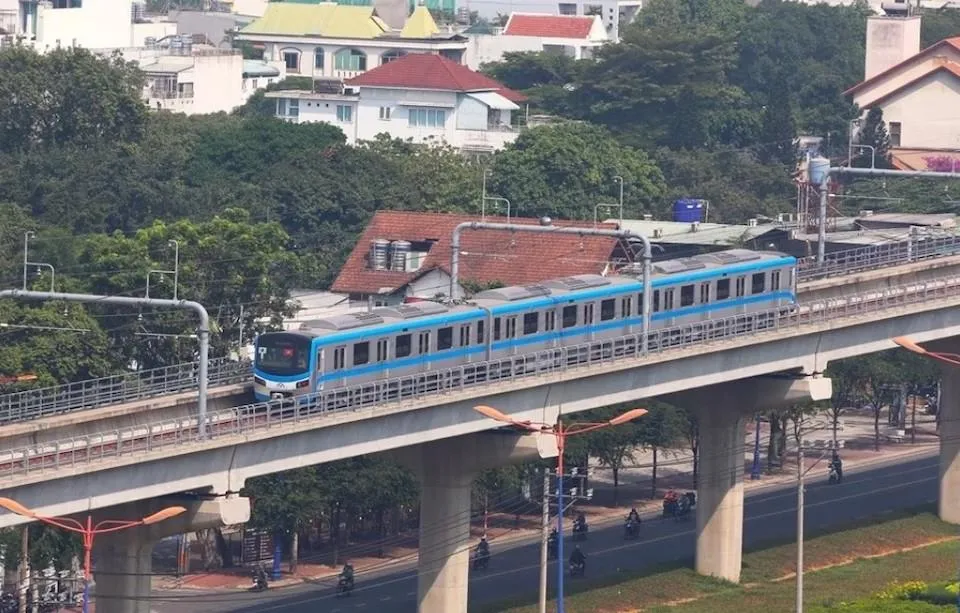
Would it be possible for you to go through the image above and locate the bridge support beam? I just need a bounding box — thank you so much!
[93,496,249,613]
[667,375,832,583]
[392,431,557,613]
[938,362,960,524]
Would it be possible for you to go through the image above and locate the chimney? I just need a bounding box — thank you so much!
[864,15,921,80]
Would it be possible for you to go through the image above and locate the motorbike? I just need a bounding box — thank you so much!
[828,464,842,484]
[337,575,354,596]
[249,567,269,592]
[572,520,588,541]
[624,520,639,540]
[472,549,490,570]
[548,537,559,560]
[569,560,586,577]
[664,492,696,522]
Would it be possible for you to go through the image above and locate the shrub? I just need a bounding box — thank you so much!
[876,581,928,600]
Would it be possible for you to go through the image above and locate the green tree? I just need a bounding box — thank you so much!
[856,107,892,169]
[758,86,797,166]
[489,123,666,220]
[0,46,146,153]
[635,403,686,497]
[919,7,960,48]
[480,52,581,115]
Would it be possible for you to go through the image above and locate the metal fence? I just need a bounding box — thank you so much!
[3,271,960,480]
[796,233,960,282]
[2,235,959,427]
[0,358,250,425]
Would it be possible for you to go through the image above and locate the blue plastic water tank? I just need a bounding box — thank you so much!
[672,199,704,223]
[809,157,831,185]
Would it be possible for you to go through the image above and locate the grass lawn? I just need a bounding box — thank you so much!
[482,506,959,613]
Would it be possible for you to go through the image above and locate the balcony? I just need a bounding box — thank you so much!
[456,125,523,152]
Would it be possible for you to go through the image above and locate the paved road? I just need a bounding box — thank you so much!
[153,451,940,613]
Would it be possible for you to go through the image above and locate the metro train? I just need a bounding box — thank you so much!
[252,249,797,402]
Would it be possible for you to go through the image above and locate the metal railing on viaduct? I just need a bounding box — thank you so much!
[1,234,959,427]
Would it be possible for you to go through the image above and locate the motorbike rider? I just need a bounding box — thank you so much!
[548,528,559,557]
[627,507,641,524]
[569,545,586,571]
[830,451,843,483]
[476,536,490,559]
[251,565,268,589]
[340,561,355,588]
[574,512,588,531]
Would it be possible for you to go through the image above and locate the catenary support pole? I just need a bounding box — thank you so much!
[0,290,211,437]
[796,441,805,613]
[449,222,653,353]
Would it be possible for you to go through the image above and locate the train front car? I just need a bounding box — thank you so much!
[253,331,316,401]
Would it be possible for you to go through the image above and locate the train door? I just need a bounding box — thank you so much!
[459,324,473,362]
[734,276,747,314]
[661,288,676,327]
[314,347,324,392]
[376,338,389,378]
[418,330,432,370]
[544,309,558,347]
[330,345,346,389]
[583,302,595,341]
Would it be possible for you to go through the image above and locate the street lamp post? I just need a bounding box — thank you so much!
[751,414,762,480]
[473,404,648,613]
[613,176,624,226]
[0,498,187,613]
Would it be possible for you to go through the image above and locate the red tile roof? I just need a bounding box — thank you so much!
[854,58,960,108]
[844,37,960,97]
[346,54,527,102]
[503,14,595,39]
[330,211,622,295]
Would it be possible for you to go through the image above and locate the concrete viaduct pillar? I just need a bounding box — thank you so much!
[93,496,250,613]
[937,362,960,524]
[393,431,558,613]
[667,375,832,583]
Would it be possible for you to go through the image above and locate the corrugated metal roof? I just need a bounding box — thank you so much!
[399,5,439,38]
[613,219,784,246]
[466,91,519,110]
[242,60,280,77]
[141,59,193,73]
[241,3,389,39]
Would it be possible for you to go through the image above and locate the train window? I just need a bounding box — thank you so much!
[771,271,781,291]
[396,334,411,358]
[653,290,661,312]
[751,273,765,294]
[353,342,370,366]
[735,277,746,297]
[699,283,710,303]
[333,346,345,370]
[621,296,632,318]
[376,339,388,362]
[493,318,502,341]
[506,317,517,338]
[460,325,470,347]
[523,312,539,335]
[600,299,615,321]
[545,310,556,331]
[437,327,453,350]
[680,285,694,307]
[477,320,485,343]
[663,289,675,310]
[637,293,644,314]
[418,331,430,354]
[716,279,730,300]
[584,303,595,325]
[562,305,577,328]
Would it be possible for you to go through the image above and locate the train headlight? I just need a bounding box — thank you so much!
[296,380,310,389]
[254,376,266,386]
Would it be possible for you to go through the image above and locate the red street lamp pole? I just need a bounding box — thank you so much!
[473,405,647,613]
[0,498,186,613]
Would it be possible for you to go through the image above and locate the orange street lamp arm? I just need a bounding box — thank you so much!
[894,336,960,367]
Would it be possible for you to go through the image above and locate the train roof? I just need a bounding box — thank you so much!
[284,249,794,340]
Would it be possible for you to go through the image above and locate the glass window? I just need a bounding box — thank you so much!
[376,339,387,361]
[663,290,675,310]
[545,310,556,331]
[379,106,392,120]
[459,325,470,347]
[637,292,644,314]
[493,318,501,340]
[418,332,430,354]
[437,327,453,350]
[332,347,344,370]
[381,49,406,64]
[408,108,446,128]
[505,317,517,338]
[396,334,411,358]
[736,277,746,297]
[255,333,311,376]
[653,290,661,312]
[716,279,730,300]
[336,105,352,122]
[282,49,300,72]
[353,341,369,366]
[751,273,766,294]
[700,283,710,303]
[562,305,577,328]
[314,47,324,70]
[523,312,538,335]
[334,48,367,71]
[600,299,615,321]
[889,122,901,147]
[771,271,781,291]
[477,320,485,343]
[680,285,694,307]
[621,297,632,318]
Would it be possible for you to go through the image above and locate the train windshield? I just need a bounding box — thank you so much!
[255,333,311,377]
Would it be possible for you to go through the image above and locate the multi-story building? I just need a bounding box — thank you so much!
[844,15,960,169]
[556,0,640,42]
[236,2,468,80]
[463,13,608,69]
[265,52,527,151]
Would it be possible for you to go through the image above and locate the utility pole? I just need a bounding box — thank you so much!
[796,441,804,613]
[538,470,549,613]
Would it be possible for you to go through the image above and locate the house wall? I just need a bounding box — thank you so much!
[36,0,133,50]
[407,268,453,299]
[854,48,960,107]
[190,51,245,114]
[865,15,921,80]
[463,33,599,70]
[356,87,458,143]
[254,39,466,79]
[872,71,960,149]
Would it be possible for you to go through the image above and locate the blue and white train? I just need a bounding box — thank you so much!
[253,249,797,402]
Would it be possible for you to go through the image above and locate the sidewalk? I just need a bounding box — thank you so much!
[152,412,938,593]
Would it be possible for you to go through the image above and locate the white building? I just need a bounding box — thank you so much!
[235,1,468,80]
[844,15,960,168]
[265,52,528,152]
[556,0,639,41]
[463,13,608,70]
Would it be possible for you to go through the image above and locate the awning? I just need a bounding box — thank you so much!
[466,91,519,111]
